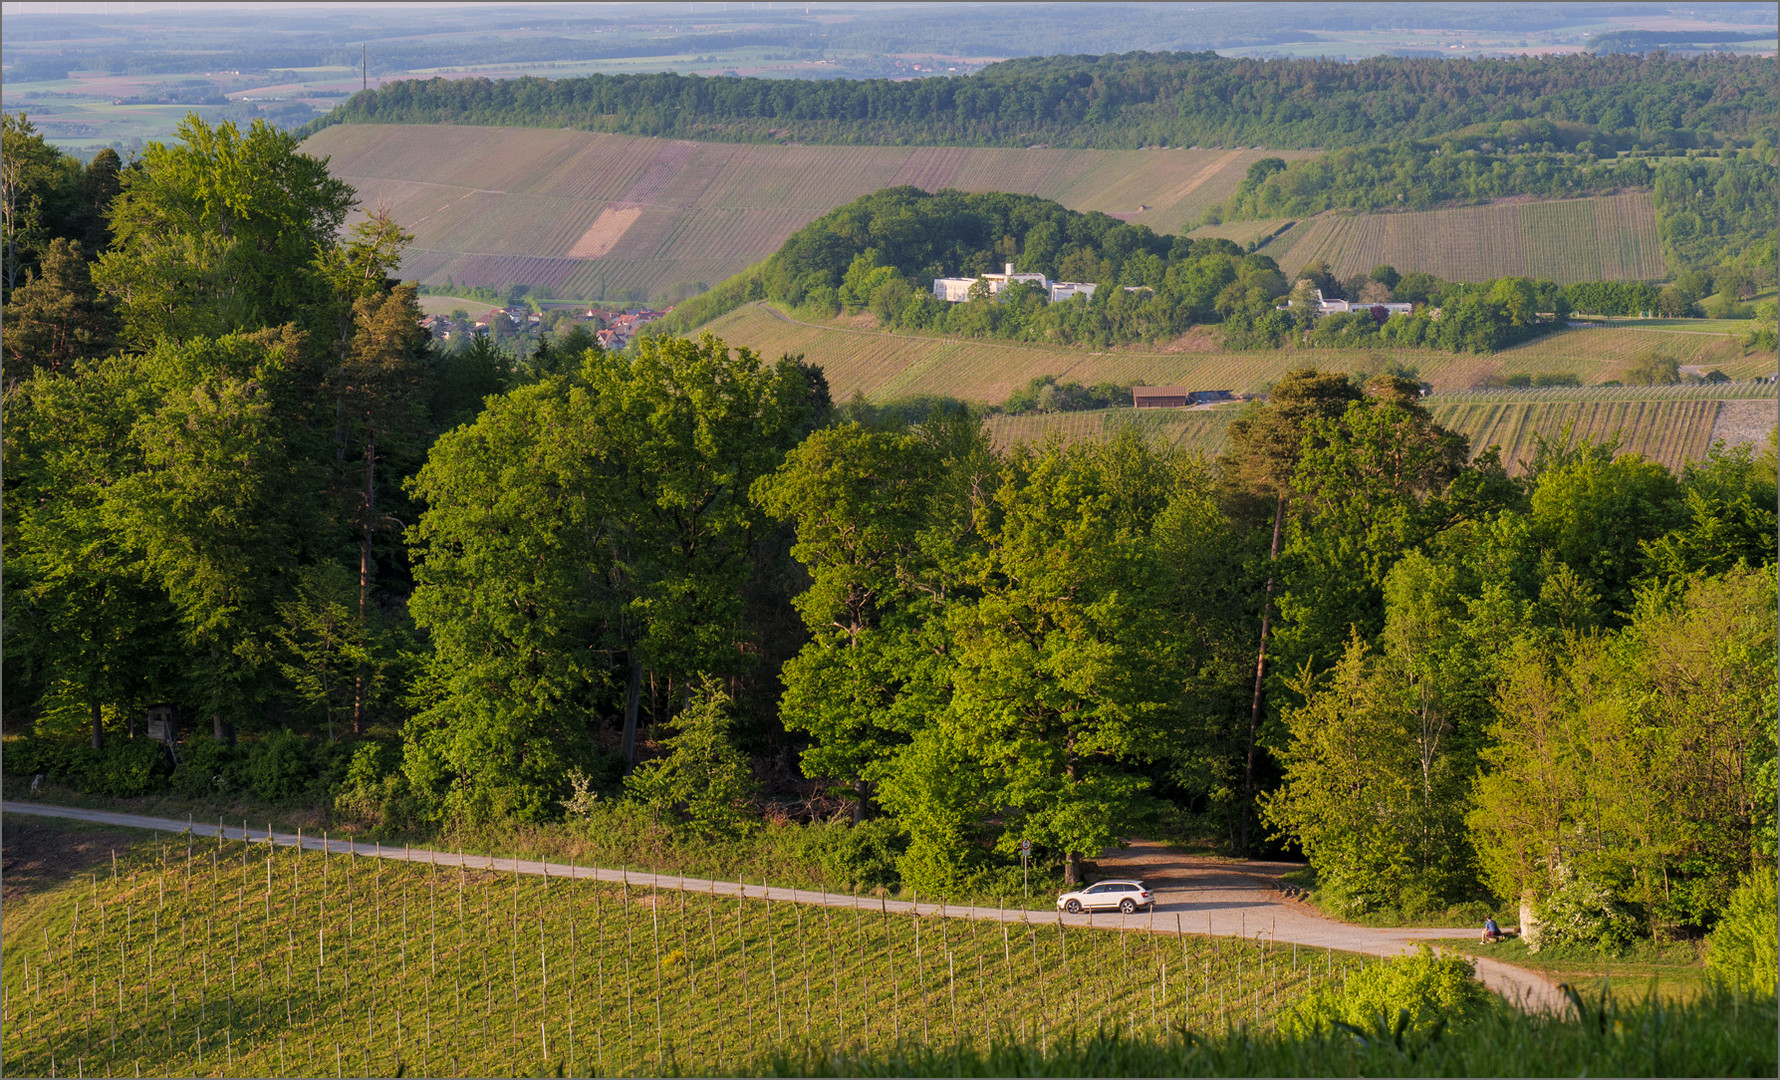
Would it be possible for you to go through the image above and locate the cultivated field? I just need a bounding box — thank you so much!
[699,305,1775,472]
[302,125,1310,302]
[704,304,1775,404]
[980,389,1775,474]
[2,818,1353,1078]
[1260,194,1668,283]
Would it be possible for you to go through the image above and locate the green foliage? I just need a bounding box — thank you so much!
[1706,869,1779,995]
[405,332,813,824]
[80,737,167,798]
[307,52,1776,154]
[625,678,759,839]
[93,115,354,343]
[1278,947,1497,1040]
[1528,872,1643,955]
[759,988,1777,1077]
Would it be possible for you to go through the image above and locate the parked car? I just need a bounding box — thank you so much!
[1056,879,1154,914]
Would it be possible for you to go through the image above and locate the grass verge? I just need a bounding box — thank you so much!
[750,990,1777,1077]
[1436,936,1712,1005]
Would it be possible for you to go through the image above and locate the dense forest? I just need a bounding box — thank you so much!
[300,51,1778,152]
[3,114,1776,966]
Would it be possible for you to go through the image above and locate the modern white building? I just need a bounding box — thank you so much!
[1313,288,1413,317]
[933,263,1100,304]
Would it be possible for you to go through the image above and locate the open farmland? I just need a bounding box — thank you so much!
[2,816,1352,1079]
[703,304,1770,404]
[1262,194,1668,283]
[301,125,1308,302]
[981,388,1774,473]
[701,306,1773,472]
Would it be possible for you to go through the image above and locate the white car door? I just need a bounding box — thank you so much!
[1086,884,1116,911]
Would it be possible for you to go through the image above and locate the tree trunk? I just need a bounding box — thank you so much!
[852,778,869,824]
[1241,492,1288,855]
[353,426,374,736]
[212,712,233,748]
[90,700,105,751]
[620,647,643,763]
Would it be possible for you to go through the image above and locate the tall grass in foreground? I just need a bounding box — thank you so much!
[755,988,1778,1077]
[2,823,1356,1077]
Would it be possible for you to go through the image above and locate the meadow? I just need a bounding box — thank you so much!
[299,125,1309,303]
[1,815,1361,1079]
[1260,193,1668,283]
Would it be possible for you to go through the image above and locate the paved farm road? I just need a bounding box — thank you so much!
[3,802,1562,1013]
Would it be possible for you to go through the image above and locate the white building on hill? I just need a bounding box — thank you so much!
[933,263,1101,304]
[1313,288,1413,317]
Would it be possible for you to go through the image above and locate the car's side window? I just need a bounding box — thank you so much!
[1087,884,1108,894]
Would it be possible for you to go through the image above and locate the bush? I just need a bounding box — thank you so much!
[624,679,758,839]
[1528,874,1642,954]
[244,729,314,803]
[332,739,421,836]
[1706,869,1779,994]
[1278,946,1498,1040]
[169,732,242,798]
[82,738,166,798]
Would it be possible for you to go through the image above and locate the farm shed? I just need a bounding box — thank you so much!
[1133,387,1235,409]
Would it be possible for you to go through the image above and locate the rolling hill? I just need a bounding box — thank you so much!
[697,304,1775,471]
[1192,193,1669,284]
[302,124,1309,304]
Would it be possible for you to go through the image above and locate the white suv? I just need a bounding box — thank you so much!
[1056,879,1154,914]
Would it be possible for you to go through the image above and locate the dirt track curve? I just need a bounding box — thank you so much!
[3,803,1564,1014]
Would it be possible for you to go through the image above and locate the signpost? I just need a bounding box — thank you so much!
[1020,838,1031,897]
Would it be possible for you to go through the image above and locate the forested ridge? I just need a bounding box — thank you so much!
[300,51,1778,152]
[3,113,1777,982]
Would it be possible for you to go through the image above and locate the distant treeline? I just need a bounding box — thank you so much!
[299,51,1778,151]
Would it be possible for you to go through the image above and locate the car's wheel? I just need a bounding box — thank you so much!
[1119,898,1136,914]
[1065,899,1082,914]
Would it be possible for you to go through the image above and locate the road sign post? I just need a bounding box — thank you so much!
[1020,838,1031,897]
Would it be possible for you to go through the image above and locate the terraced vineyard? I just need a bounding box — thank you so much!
[986,408,1239,456]
[983,390,1774,473]
[303,125,1308,303]
[705,304,1505,403]
[1264,194,1668,283]
[2,819,1353,1078]
[1494,324,1772,383]
[705,304,1777,404]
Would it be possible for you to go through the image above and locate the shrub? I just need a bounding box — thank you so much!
[625,678,758,839]
[169,732,242,798]
[1706,869,1779,994]
[82,738,166,798]
[244,729,314,803]
[1528,874,1642,954]
[1278,946,1497,1040]
[332,739,421,836]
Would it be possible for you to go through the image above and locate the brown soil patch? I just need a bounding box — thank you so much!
[567,205,644,258]
[1127,325,1226,354]
[1,815,144,901]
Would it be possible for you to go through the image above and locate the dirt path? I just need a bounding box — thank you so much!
[3,803,1564,1013]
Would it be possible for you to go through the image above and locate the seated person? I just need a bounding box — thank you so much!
[1481,916,1502,943]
